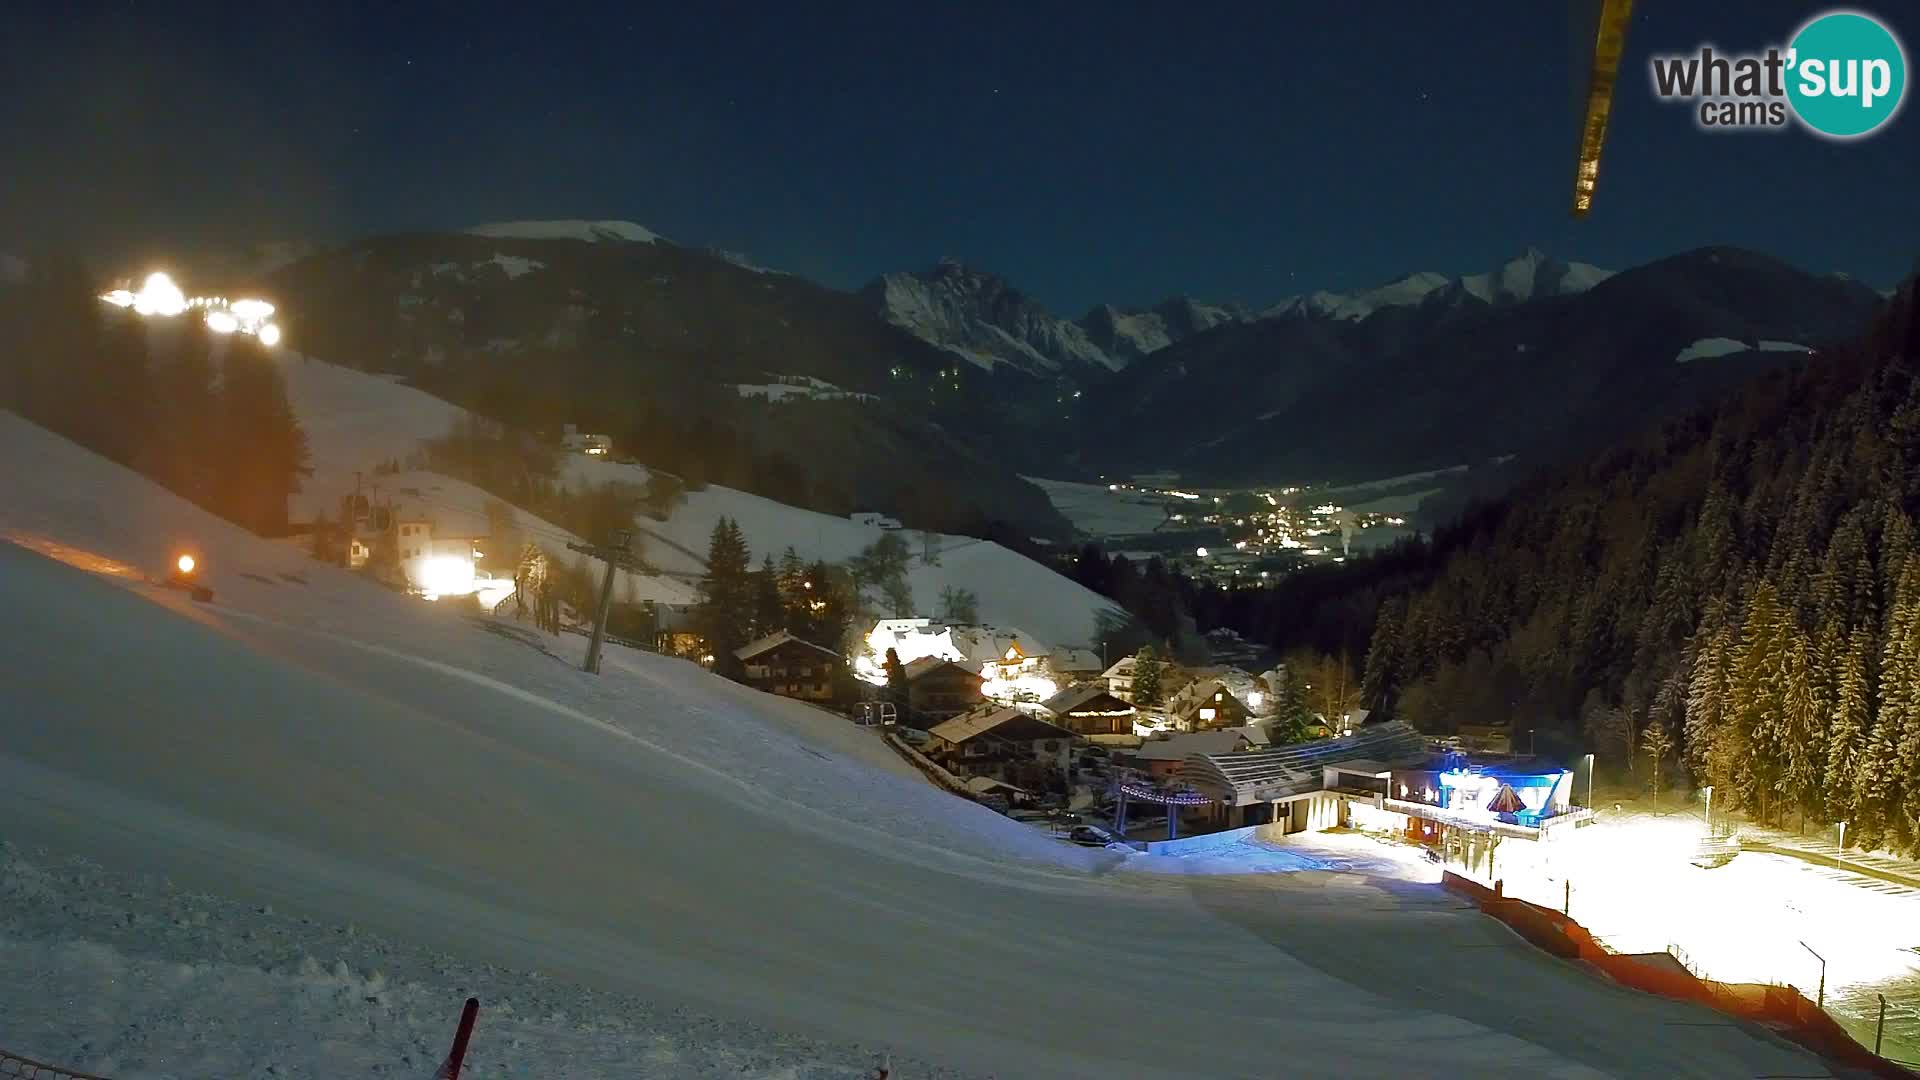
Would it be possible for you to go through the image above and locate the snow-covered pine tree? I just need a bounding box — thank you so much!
[1825,625,1871,827]
[1729,582,1789,820]
[1684,601,1734,791]
[1777,627,1822,828]
[698,517,754,678]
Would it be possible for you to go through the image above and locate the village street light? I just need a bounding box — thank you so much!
[1836,820,1849,869]
[1800,941,1826,1009]
[1702,785,1714,833]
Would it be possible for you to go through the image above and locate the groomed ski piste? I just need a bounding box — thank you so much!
[0,409,1835,1078]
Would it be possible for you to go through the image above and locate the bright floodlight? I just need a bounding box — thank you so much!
[417,555,475,597]
[205,310,239,334]
[176,554,196,575]
[230,298,275,321]
[133,272,188,317]
[257,322,282,347]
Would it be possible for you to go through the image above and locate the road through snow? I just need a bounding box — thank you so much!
[0,419,1830,1078]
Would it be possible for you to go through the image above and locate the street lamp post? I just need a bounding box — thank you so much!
[1585,753,1595,810]
[1836,820,1849,870]
[1703,785,1714,834]
[1800,941,1826,1010]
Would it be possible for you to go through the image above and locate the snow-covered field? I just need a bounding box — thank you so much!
[1485,804,1920,1063]
[279,353,1115,647]
[0,413,1837,1077]
[1023,477,1172,539]
[1673,337,1811,364]
[617,473,1116,648]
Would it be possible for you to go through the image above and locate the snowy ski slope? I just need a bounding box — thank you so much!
[0,413,1831,1077]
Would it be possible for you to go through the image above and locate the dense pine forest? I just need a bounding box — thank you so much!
[0,258,310,535]
[1300,282,1920,852]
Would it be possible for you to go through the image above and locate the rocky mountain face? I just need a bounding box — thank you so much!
[862,259,1118,379]
[864,258,1252,379]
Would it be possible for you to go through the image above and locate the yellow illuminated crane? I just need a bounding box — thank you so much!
[1572,0,1637,217]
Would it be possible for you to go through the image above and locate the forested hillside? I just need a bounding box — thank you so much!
[1337,283,1920,852]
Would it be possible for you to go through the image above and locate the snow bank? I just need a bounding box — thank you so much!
[0,415,1836,1078]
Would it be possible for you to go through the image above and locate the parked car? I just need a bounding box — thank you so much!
[1066,825,1116,847]
[896,727,933,748]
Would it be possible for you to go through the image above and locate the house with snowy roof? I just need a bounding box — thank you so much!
[736,631,844,704]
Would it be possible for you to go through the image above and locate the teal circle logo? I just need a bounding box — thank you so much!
[1786,11,1907,138]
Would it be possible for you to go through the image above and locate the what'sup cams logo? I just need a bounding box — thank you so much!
[1650,9,1907,138]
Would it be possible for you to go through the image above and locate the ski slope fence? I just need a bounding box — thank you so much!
[0,1049,111,1079]
[1443,872,1918,1079]
[0,996,480,1080]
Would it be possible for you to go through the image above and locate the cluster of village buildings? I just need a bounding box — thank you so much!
[325,427,1583,860]
[738,617,1589,859]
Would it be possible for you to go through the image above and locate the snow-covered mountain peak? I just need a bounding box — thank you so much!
[1265,252,1614,323]
[865,262,1118,376]
[467,220,666,245]
[1462,248,1613,305]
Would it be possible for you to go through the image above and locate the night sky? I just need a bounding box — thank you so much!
[4,2,1914,312]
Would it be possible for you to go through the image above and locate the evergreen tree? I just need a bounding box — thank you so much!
[697,517,754,678]
[1854,703,1900,851]
[1270,664,1315,742]
[213,336,309,533]
[751,554,785,638]
[1729,583,1791,820]
[1879,561,1920,848]
[1777,627,1823,827]
[802,560,855,652]
[883,647,910,722]
[1825,625,1871,826]
[1132,646,1165,706]
[1361,597,1404,711]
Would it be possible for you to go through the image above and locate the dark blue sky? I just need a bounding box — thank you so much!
[4,2,1913,312]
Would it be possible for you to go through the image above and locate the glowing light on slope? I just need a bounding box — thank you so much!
[415,556,476,600]
[99,271,283,343]
[129,272,188,317]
